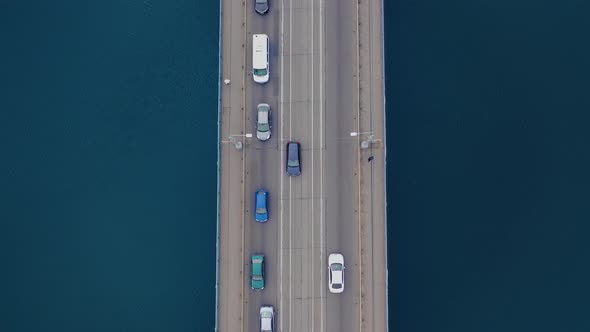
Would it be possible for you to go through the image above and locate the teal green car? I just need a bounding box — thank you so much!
[251,255,265,290]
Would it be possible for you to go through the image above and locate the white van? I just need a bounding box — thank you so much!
[252,34,269,84]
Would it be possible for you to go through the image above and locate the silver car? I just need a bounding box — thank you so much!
[259,306,274,332]
[256,103,271,141]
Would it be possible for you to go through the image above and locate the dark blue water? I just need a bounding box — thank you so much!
[2,0,590,331]
[386,0,590,331]
[1,1,218,331]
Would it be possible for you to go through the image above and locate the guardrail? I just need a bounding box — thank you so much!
[379,0,389,328]
[214,0,223,330]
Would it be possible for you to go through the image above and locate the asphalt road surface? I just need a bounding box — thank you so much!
[217,0,387,330]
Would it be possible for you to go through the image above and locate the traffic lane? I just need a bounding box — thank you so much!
[283,59,324,332]
[279,102,319,332]
[300,111,325,332]
[280,177,323,332]
[307,0,327,328]
[281,1,325,332]
[309,112,327,332]
[291,190,315,332]
[277,2,292,330]
[279,0,327,331]
[245,0,283,330]
[324,138,359,332]
[324,0,359,330]
[285,34,317,332]
[244,136,282,331]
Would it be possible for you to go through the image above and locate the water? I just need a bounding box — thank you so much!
[385,0,590,331]
[1,1,218,331]
[2,0,590,331]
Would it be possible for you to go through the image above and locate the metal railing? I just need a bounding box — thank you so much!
[214,0,223,329]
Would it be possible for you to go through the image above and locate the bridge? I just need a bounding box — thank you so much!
[216,0,387,330]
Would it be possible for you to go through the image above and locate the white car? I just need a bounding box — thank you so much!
[328,253,344,293]
[259,305,274,332]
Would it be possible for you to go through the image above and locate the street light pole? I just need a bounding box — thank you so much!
[223,133,253,150]
[349,131,373,137]
[350,131,379,149]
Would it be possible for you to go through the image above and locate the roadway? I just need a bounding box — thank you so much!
[217,0,387,330]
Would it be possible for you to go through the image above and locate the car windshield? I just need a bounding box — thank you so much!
[331,263,343,271]
[287,159,299,167]
[256,207,267,214]
[333,283,342,289]
[254,68,267,76]
[256,0,266,3]
[253,275,263,280]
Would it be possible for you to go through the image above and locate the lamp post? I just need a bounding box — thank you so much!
[223,133,253,150]
[350,131,379,149]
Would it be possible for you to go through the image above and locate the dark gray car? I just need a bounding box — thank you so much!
[255,0,269,15]
[286,142,301,176]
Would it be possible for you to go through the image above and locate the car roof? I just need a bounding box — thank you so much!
[261,317,272,330]
[332,270,343,284]
[252,35,268,69]
[260,306,273,330]
[288,142,299,154]
[253,263,263,275]
[256,191,266,203]
[258,110,269,123]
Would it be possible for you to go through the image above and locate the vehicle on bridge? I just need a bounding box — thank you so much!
[256,103,271,141]
[252,34,269,84]
[251,254,265,290]
[255,189,269,222]
[286,142,301,176]
[259,305,274,332]
[255,0,269,15]
[328,253,345,293]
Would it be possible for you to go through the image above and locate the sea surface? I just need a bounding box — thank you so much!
[2,1,218,331]
[1,0,589,331]
[386,0,590,331]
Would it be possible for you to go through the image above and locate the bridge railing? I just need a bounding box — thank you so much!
[214,0,223,330]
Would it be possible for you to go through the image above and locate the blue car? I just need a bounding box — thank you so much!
[286,142,301,176]
[255,189,269,222]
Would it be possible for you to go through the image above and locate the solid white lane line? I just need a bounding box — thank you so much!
[310,0,315,329]
[319,0,325,330]
[289,0,293,330]
[241,1,248,331]
[279,0,285,330]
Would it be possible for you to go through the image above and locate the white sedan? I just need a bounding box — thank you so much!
[259,306,274,332]
[328,253,345,293]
